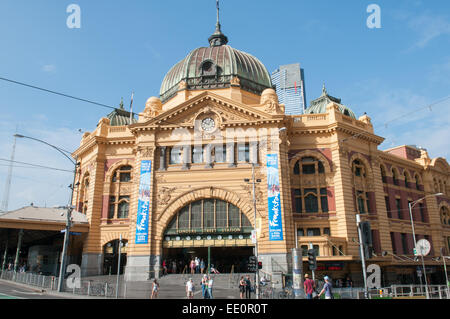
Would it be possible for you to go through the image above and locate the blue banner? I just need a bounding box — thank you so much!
[135,160,152,244]
[266,154,283,241]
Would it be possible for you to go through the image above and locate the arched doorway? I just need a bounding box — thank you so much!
[162,198,254,274]
[103,239,128,275]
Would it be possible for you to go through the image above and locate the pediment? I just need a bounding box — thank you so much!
[132,92,282,130]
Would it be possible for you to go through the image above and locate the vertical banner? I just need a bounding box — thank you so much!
[135,160,152,244]
[266,154,284,241]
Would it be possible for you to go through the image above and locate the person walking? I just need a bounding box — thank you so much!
[318,276,333,299]
[245,275,252,299]
[195,257,200,274]
[239,276,246,299]
[186,278,195,299]
[172,261,177,274]
[303,274,316,299]
[190,259,195,275]
[201,275,209,299]
[151,279,159,299]
[162,260,167,276]
[200,259,205,274]
[207,275,214,299]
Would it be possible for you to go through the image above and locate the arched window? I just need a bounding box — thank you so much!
[291,156,329,214]
[352,159,372,214]
[392,168,399,186]
[414,174,421,190]
[108,165,133,220]
[380,165,387,183]
[79,173,90,214]
[404,171,410,188]
[441,207,450,225]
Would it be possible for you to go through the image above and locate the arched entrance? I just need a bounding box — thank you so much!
[103,239,128,275]
[162,198,254,273]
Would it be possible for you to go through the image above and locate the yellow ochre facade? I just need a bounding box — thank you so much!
[71,25,450,285]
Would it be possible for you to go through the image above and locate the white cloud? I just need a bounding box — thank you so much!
[42,64,57,73]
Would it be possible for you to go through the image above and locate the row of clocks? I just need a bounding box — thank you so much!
[165,234,250,241]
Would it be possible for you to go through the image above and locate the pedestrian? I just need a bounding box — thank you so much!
[318,276,333,299]
[210,264,220,274]
[346,276,353,288]
[186,278,195,299]
[245,275,252,299]
[207,275,214,299]
[201,274,209,299]
[190,259,195,275]
[195,257,200,274]
[172,261,177,274]
[151,279,159,299]
[239,276,246,299]
[200,259,205,274]
[303,274,316,299]
[162,260,167,275]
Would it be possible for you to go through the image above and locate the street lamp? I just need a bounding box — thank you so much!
[14,134,79,292]
[408,192,443,299]
[244,163,261,299]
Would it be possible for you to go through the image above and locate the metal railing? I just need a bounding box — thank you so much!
[0,270,117,298]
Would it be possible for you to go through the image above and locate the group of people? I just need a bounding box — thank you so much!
[185,275,215,299]
[238,275,253,299]
[304,274,351,299]
[189,257,206,275]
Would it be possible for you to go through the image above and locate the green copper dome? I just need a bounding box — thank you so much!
[106,98,137,126]
[159,16,272,103]
[305,85,356,119]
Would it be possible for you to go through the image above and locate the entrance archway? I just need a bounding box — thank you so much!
[162,198,254,273]
[103,239,128,275]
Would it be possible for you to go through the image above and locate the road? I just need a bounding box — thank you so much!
[0,280,69,299]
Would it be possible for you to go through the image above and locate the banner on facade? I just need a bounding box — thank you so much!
[266,154,283,241]
[135,160,152,244]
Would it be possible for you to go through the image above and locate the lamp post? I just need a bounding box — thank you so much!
[14,134,78,292]
[408,192,443,299]
[245,163,261,299]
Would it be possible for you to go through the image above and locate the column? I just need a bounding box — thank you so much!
[227,141,236,167]
[14,229,24,273]
[182,145,191,170]
[159,146,167,171]
[250,141,259,165]
[204,144,213,169]
[2,230,8,272]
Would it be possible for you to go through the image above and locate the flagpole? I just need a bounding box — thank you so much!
[129,92,134,124]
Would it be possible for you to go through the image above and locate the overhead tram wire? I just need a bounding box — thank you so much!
[0,76,181,127]
[0,158,73,173]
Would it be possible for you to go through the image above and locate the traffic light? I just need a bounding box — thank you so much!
[258,261,262,270]
[359,221,373,259]
[307,249,317,271]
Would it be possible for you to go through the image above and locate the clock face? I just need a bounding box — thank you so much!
[416,239,431,256]
[201,117,215,132]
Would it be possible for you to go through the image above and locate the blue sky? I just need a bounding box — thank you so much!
[0,0,449,210]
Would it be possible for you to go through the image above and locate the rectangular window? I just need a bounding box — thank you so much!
[401,233,409,255]
[305,195,318,213]
[215,200,227,227]
[385,197,391,218]
[396,199,402,219]
[301,245,308,256]
[191,201,202,228]
[297,229,304,237]
[419,203,425,222]
[192,146,203,164]
[391,232,397,255]
[237,143,250,162]
[294,189,302,213]
[214,144,227,163]
[170,147,182,164]
[320,188,328,213]
[108,196,115,219]
[203,199,215,229]
[366,192,371,214]
[120,172,131,182]
[313,245,320,256]
[307,228,321,236]
[355,167,362,177]
[323,228,331,236]
[358,195,366,214]
[302,164,315,175]
[178,207,189,229]
[228,204,240,227]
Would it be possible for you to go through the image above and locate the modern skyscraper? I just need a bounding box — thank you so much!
[271,63,307,115]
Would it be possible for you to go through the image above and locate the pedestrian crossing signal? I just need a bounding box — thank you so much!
[308,249,317,271]
[258,261,262,270]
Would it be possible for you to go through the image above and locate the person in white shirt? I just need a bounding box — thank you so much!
[207,276,214,299]
[186,278,194,299]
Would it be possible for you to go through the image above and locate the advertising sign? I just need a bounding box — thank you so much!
[266,154,283,241]
[135,160,152,244]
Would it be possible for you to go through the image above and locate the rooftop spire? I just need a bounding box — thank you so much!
[208,0,228,47]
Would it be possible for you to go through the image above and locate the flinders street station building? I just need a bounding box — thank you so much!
[4,16,448,287]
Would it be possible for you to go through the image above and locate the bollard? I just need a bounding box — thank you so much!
[87,281,91,296]
[105,283,108,298]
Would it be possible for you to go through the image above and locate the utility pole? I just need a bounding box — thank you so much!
[251,163,260,299]
[116,234,122,299]
[1,136,17,214]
